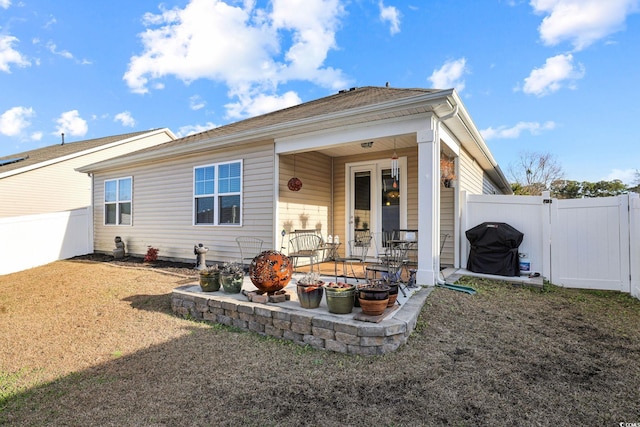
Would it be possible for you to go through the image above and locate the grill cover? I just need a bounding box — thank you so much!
[465,222,523,276]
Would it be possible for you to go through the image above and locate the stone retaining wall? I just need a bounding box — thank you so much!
[171,285,432,356]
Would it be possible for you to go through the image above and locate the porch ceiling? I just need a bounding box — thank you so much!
[307,134,416,158]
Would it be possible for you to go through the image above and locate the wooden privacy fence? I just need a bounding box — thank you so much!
[462,191,639,299]
[0,207,93,275]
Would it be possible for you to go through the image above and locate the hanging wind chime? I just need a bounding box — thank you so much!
[287,154,302,191]
[391,139,399,188]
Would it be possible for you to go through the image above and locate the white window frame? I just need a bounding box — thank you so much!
[104,176,132,226]
[193,160,242,226]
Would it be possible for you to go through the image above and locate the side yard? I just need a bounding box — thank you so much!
[1,258,639,426]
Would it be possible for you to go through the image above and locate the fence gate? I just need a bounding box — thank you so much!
[549,196,631,292]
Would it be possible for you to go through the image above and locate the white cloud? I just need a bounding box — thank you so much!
[54,110,88,137]
[521,53,585,96]
[379,1,401,35]
[44,16,57,29]
[124,0,349,118]
[603,168,637,185]
[225,90,301,119]
[31,131,43,141]
[531,0,640,51]
[0,106,35,136]
[0,0,10,9]
[481,121,556,140]
[176,122,217,137]
[114,111,136,127]
[0,35,31,73]
[189,95,206,111]
[46,41,73,59]
[42,40,90,64]
[428,58,468,92]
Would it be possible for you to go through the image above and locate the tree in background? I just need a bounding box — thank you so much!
[508,151,564,195]
[551,179,628,199]
[630,169,640,193]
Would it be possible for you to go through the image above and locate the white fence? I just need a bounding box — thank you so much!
[462,191,639,298]
[0,207,93,275]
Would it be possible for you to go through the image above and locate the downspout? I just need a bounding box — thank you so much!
[437,103,459,122]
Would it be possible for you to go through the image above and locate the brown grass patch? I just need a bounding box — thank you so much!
[1,257,639,426]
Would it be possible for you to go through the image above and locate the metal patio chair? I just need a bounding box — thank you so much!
[288,233,323,273]
[334,233,372,282]
[365,243,409,296]
[236,236,264,272]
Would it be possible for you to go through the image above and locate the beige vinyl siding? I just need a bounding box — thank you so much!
[92,141,275,264]
[482,175,502,195]
[440,185,455,266]
[279,152,332,252]
[458,147,484,195]
[0,158,93,217]
[0,132,173,218]
[331,146,418,257]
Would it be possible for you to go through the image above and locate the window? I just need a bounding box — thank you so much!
[194,161,242,225]
[104,177,132,225]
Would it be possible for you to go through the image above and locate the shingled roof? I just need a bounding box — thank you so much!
[0,130,163,173]
[90,86,443,166]
[178,86,438,144]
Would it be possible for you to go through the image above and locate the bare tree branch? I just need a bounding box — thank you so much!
[508,151,564,195]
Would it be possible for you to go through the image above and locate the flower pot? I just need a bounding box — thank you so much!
[358,285,389,316]
[220,274,243,293]
[199,271,220,292]
[296,283,324,309]
[325,284,355,314]
[385,282,399,307]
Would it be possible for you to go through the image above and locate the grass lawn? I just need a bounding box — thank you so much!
[1,259,639,426]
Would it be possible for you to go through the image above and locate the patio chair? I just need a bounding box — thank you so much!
[288,233,323,273]
[371,230,399,264]
[365,243,409,296]
[236,236,264,272]
[334,233,372,282]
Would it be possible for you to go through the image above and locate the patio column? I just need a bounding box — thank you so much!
[416,116,440,285]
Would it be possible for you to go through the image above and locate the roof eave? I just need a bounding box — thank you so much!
[3,128,175,179]
[78,90,455,173]
[443,91,512,193]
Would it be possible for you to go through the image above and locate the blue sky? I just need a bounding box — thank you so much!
[1,0,638,184]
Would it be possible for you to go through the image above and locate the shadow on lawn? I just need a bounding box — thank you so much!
[122,293,173,313]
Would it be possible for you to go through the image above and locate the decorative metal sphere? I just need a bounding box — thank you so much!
[287,177,302,191]
[249,250,293,294]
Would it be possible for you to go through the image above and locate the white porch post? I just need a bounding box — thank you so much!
[416,116,440,285]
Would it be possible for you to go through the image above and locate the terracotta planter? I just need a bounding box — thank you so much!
[296,283,324,309]
[324,283,355,314]
[220,274,243,293]
[199,271,220,292]
[358,285,389,316]
[386,282,399,307]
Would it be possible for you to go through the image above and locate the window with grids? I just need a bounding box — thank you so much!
[104,177,132,225]
[194,161,242,225]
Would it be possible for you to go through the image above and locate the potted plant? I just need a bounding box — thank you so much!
[376,276,399,307]
[324,281,355,314]
[296,272,324,309]
[220,262,244,293]
[357,281,390,316]
[199,264,220,292]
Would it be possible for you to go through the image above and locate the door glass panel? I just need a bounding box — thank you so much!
[381,169,400,241]
[354,171,371,233]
